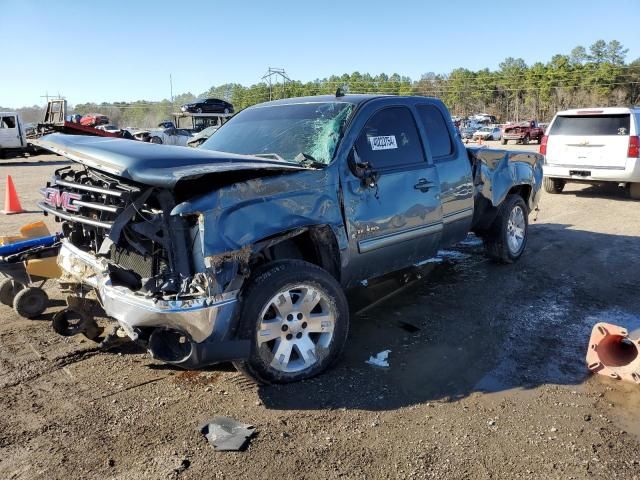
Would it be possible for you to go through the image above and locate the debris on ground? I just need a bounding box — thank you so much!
[199,416,256,451]
[366,350,391,368]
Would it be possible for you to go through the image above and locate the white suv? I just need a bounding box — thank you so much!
[540,107,640,198]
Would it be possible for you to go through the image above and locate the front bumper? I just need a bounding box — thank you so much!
[544,157,640,183]
[503,134,526,140]
[57,241,249,365]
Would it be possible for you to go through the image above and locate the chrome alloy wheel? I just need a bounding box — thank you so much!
[506,205,526,254]
[256,284,335,373]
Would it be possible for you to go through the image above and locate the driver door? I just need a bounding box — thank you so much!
[341,106,443,284]
[0,115,23,149]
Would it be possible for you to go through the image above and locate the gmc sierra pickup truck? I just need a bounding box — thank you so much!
[35,94,543,384]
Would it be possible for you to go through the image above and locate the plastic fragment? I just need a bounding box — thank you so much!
[198,416,256,451]
[366,350,391,368]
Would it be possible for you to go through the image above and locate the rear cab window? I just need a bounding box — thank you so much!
[355,106,425,170]
[415,105,453,159]
[550,114,631,136]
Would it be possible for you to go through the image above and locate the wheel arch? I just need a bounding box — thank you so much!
[507,184,532,209]
[471,183,533,234]
[250,225,343,282]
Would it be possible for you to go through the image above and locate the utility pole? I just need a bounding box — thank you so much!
[261,68,291,101]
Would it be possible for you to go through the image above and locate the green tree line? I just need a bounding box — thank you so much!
[67,39,639,127]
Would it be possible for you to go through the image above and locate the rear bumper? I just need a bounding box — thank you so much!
[544,158,640,183]
[57,241,249,366]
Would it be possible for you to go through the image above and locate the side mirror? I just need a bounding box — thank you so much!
[348,148,378,189]
[348,148,371,178]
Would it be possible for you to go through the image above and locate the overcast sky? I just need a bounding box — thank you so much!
[1,0,638,107]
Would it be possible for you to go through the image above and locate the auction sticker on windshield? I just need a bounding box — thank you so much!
[369,135,398,151]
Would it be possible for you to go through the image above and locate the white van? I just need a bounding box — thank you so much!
[541,107,640,198]
[0,112,29,158]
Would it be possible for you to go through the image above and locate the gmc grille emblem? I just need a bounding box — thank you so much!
[44,188,81,212]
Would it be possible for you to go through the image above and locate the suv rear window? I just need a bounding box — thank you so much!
[550,114,630,136]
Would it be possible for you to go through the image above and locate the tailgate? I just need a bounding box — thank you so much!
[546,114,630,168]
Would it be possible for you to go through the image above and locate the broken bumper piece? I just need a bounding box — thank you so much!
[57,241,249,367]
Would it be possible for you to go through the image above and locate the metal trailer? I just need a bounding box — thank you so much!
[27,99,130,144]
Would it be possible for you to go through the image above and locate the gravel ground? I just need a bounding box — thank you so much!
[1,145,640,479]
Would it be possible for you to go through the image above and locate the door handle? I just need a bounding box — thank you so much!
[414,178,434,192]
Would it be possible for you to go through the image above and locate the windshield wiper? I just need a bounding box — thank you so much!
[294,152,326,169]
[251,153,286,162]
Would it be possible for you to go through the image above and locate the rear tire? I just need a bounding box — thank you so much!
[501,138,507,145]
[0,278,24,307]
[150,137,162,144]
[13,287,48,319]
[543,177,565,194]
[483,194,529,264]
[630,183,640,200]
[233,260,349,384]
[522,136,529,145]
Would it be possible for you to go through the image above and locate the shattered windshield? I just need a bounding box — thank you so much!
[201,101,355,166]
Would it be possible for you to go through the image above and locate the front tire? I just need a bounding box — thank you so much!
[233,260,349,384]
[150,136,162,144]
[543,177,565,194]
[483,194,529,264]
[501,138,507,145]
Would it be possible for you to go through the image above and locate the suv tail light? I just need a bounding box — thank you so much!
[539,135,548,155]
[628,136,639,158]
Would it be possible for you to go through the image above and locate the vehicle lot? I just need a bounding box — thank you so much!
[1,143,640,479]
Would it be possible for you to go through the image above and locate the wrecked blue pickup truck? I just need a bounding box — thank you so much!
[35,94,543,383]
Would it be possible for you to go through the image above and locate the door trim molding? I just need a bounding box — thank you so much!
[443,207,473,224]
[358,222,443,254]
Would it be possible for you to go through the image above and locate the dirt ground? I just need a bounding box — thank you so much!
[1,144,640,479]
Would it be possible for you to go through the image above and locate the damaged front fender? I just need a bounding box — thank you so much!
[173,167,346,257]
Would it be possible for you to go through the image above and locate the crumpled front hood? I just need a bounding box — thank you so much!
[33,133,309,188]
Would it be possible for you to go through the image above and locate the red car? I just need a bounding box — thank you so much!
[502,120,545,145]
[80,113,109,127]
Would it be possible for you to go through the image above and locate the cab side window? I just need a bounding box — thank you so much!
[355,107,425,170]
[1,116,16,129]
[416,105,453,159]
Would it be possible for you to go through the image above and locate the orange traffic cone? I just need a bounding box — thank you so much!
[1,176,25,215]
[586,322,640,384]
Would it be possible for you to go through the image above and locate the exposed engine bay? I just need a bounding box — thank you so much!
[39,164,250,365]
[41,165,244,297]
